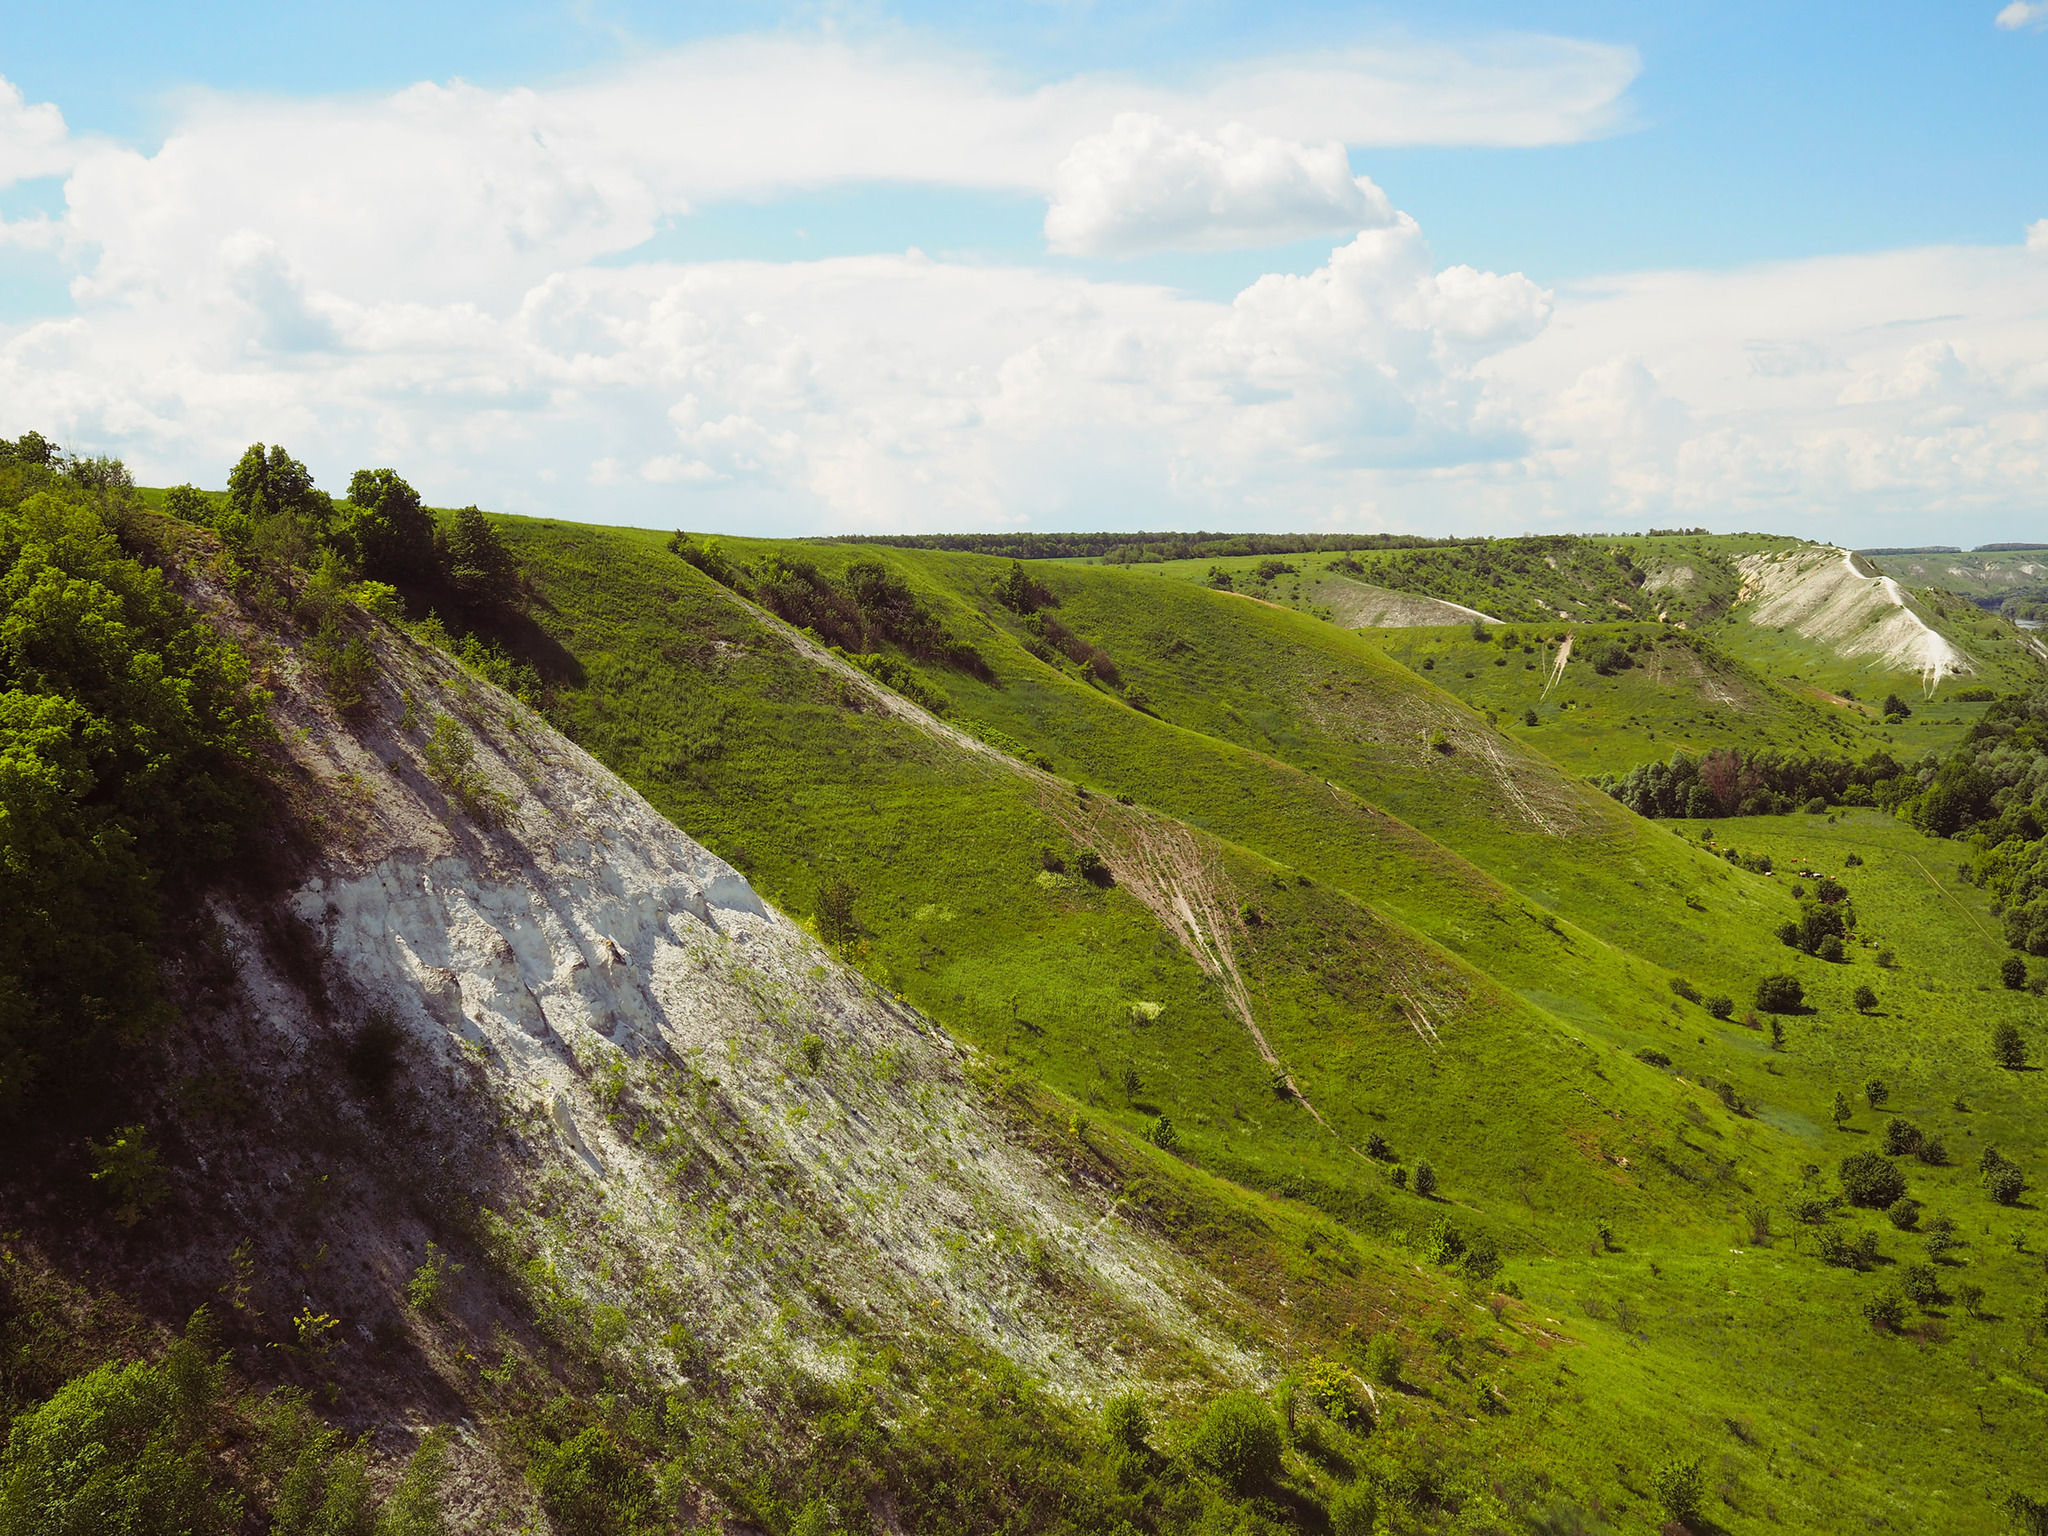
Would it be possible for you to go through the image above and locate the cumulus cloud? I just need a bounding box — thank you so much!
[1045,115,1393,256]
[1995,1,2048,29]
[2028,218,2048,254]
[0,77,77,186]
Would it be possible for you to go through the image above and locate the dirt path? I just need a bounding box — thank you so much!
[1460,727,1564,838]
[1906,854,1997,944]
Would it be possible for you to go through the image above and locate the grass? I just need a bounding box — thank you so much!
[462,515,2048,1531]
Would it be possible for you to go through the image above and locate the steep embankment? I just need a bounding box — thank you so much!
[1734,545,1973,686]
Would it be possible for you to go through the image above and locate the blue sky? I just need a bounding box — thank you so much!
[1,2,2045,540]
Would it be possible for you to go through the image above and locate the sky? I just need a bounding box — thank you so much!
[1,1,2044,543]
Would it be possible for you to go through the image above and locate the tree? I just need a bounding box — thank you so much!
[1103,1391,1150,1453]
[448,504,521,605]
[1881,692,1912,720]
[1860,1289,1906,1331]
[2004,956,2030,990]
[1988,1165,2025,1206]
[1887,1198,1917,1231]
[1819,934,1845,963]
[1881,1118,1922,1157]
[161,484,213,525]
[1839,1151,1906,1208]
[1706,994,1734,1020]
[339,468,439,584]
[1832,1091,1854,1130]
[1853,984,1878,1013]
[1993,1022,2028,1070]
[1413,1159,1438,1198]
[1756,974,1805,1013]
[1865,1078,1889,1109]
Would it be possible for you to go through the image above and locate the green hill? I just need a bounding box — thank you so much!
[7,449,2047,1536]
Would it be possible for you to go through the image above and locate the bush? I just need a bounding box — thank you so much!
[528,1426,655,1536]
[338,468,438,585]
[1669,976,1701,1004]
[1992,1021,2028,1070]
[1755,974,1805,1013]
[1957,1282,1985,1318]
[1462,1231,1502,1283]
[2004,956,2030,990]
[1852,984,1878,1012]
[1861,1290,1907,1332]
[1189,1393,1282,1492]
[1818,935,1845,963]
[1424,1219,1466,1266]
[1865,1079,1889,1109]
[1887,1199,1918,1231]
[1882,1118,1922,1157]
[1102,1392,1150,1453]
[2005,1493,2048,1536]
[1651,1457,1705,1527]
[815,879,860,946]
[1900,1263,1942,1308]
[86,1124,169,1226]
[1706,995,1734,1020]
[1989,1165,2025,1206]
[1329,1483,1377,1536]
[1412,1159,1438,1198]
[1360,1332,1403,1386]
[1839,1151,1906,1209]
[1918,1135,1948,1166]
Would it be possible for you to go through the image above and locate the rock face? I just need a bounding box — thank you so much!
[1735,545,1973,686]
[207,583,1254,1405]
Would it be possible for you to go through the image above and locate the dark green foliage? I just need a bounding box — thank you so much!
[992,560,1059,615]
[1882,1118,1922,1157]
[1887,1199,1918,1231]
[1755,974,1805,1013]
[1101,1392,1149,1454]
[1882,693,1912,721]
[0,486,267,1115]
[1706,994,1734,1020]
[1360,1332,1402,1386]
[815,878,860,946]
[835,648,951,715]
[1988,1165,2025,1206]
[1992,1022,2027,1070]
[226,443,329,559]
[1412,1158,1438,1198]
[1861,1290,1907,1332]
[1669,975,1700,1003]
[1462,1230,1502,1282]
[1651,1456,1704,1526]
[339,469,437,585]
[161,485,213,526]
[1189,1393,1281,1492]
[1900,1263,1942,1308]
[1328,1482,1376,1536]
[1864,1079,1888,1109]
[1601,744,1916,820]
[2004,956,2030,989]
[1853,984,1878,1012]
[528,1426,656,1536]
[2006,1492,2048,1536]
[447,505,520,606]
[1840,1152,1906,1209]
[1925,1214,1961,1260]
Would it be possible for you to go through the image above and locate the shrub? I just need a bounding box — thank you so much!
[1887,1199,1918,1231]
[1819,935,1845,963]
[1840,1152,1906,1208]
[528,1426,655,1536]
[1865,1078,1889,1109]
[1360,1332,1403,1386]
[1852,984,1878,1012]
[1102,1392,1150,1453]
[1669,976,1701,1003]
[1918,1135,1948,1166]
[1706,995,1734,1020]
[1882,1118,1922,1157]
[1775,921,1801,948]
[406,1243,460,1314]
[1924,1215,1960,1260]
[815,879,860,946]
[1074,849,1114,888]
[1957,1282,1985,1318]
[1424,1219,1466,1266]
[1989,1165,2025,1206]
[0,1319,235,1536]
[86,1124,169,1227]
[420,715,509,825]
[1992,1021,2028,1070]
[1755,974,1805,1013]
[1298,1358,1367,1428]
[1329,1483,1377,1536]
[1190,1393,1282,1492]
[1144,1115,1178,1151]
[2003,956,2029,990]
[1651,1457,1705,1527]
[1831,1091,1854,1129]
[1364,1130,1392,1160]
[1900,1263,1942,1308]
[1861,1290,1907,1332]
[2005,1493,2048,1536]
[1412,1159,1438,1198]
[1463,1231,1502,1282]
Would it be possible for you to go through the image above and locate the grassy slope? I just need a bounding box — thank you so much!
[480,518,2048,1531]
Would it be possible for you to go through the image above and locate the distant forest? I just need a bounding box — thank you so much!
[817,530,1477,562]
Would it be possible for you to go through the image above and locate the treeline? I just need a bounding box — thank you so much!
[0,433,272,1117]
[669,536,992,683]
[161,444,520,609]
[1600,686,2048,957]
[1600,746,1924,820]
[817,530,1472,562]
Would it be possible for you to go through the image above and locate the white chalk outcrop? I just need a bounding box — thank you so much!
[203,589,1258,1400]
[1734,545,1973,688]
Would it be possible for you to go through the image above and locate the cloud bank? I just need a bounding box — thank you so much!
[1,36,2045,545]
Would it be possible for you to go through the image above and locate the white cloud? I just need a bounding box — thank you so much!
[2028,218,2048,254]
[0,77,77,186]
[1995,1,2048,29]
[1045,114,1393,256]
